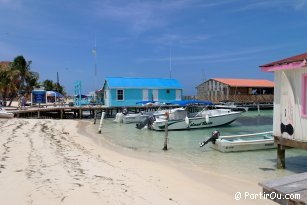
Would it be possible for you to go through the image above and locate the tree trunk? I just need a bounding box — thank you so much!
[8,93,16,107]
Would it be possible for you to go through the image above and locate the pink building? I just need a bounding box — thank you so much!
[260,52,307,168]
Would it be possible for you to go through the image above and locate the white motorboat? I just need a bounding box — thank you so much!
[0,107,14,119]
[150,107,241,131]
[114,112,149,123]
[115,107,183,124]
[201,131,275,152]
[215,102,249,112]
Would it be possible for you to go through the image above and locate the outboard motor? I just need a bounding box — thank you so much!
[199,130,220,147]
[136,115,155,129]
[122,108,128,115]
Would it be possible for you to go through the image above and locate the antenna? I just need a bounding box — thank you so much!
[202,68,206,82]
[92,34,97,90]
[169,47,172,78]
[56,71,59,92]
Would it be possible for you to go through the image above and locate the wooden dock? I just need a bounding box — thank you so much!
[259,172,307,205]
[8,105,180,119]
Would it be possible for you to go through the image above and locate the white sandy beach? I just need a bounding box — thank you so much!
[0,118,275,205]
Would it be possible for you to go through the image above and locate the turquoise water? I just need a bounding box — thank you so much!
[92,110,307,182]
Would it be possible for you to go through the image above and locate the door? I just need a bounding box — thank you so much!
[104,90,110,106]
[176,89,181,100]
[143,89,148,101]
[153,89,158,101]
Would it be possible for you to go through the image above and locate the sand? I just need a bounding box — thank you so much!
[0,118,275,205]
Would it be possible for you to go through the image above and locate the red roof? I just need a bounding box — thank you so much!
[260,52,307,67]
[213,78,274,88]
[0,61,10,70]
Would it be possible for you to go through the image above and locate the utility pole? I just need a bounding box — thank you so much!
[169,47,172,78]
[93,35,97,91]
[56,71,59,92]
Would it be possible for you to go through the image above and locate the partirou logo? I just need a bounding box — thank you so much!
[234,191,301,201]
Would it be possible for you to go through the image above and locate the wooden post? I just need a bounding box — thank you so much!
[60,109,63,119]
[277,144,285,169]
[79,108,82,119]
[98,112,106,134]
[163,112,169,151]
[37,110,40,119]
[257,103,260,116]
[93,110,97,124]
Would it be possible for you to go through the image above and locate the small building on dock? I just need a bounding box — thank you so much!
[260,52,307,168]
[196,78,274,103]
[101,77,183,107]
[31,89,64,105]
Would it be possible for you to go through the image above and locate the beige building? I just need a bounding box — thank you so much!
[196,78,274,103]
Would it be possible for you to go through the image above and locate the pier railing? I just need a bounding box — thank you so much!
[8,104,181,119]
[206,94,274,103]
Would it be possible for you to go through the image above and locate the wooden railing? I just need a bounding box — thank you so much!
[200,94,274,103]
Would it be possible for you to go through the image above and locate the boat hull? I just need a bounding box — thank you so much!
[123,114,149,124]
[0,112,14,119]
[151,112,241,131]
[209,132,275,152]
[211,138,276,152]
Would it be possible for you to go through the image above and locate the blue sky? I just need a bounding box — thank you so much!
[1,0,307,95]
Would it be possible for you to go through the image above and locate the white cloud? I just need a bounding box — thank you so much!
[136,45,284,64]
[231,0,307,12]
[91,0,235,34]
[149,33,210,47]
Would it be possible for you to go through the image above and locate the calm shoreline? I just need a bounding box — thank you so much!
[0,118,274,204]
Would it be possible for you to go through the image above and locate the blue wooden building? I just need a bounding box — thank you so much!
[101,77,183,107]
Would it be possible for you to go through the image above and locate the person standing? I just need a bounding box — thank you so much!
[21,95,26,109]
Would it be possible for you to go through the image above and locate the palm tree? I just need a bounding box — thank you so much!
[0,56,38,106]
[0,67,19,106]
[11,56,32,92]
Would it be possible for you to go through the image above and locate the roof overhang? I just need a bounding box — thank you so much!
[261,60,307,72]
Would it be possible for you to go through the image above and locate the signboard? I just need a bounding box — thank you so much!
[32,91,46,104]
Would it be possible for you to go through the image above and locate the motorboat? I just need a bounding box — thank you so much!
[115,107,182,124]
[150,107,241,131]
[0,107,14,119]
[122,112,150,124]
[200,131,275,152]
[215,102,249,112]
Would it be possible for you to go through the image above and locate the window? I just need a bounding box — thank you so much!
[166,89,170,94]
[117,89,124,101]
[302,74,307,117]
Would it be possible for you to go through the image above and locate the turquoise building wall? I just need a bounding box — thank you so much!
[107,88,181,107]
[102,77,183,107]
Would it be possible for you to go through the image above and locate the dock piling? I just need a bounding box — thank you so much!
[98,112,106,134]
[257,103,260,116]
[93,110,97,124]
[163,112,169,151]
[277,144,285,169]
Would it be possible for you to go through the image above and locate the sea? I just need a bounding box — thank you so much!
[91,110,307,182]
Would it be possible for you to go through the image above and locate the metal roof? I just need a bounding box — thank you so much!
[46,91,64,98]
[105,77,182,89]
[260,52,307,67]
[212,78,274,88]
